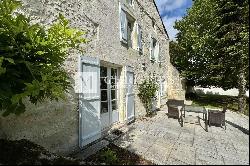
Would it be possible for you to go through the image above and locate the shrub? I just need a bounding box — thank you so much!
[138,78,158,115]
[100,148,118,165]
[0,0,86,116]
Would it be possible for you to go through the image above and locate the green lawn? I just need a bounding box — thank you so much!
[192,94,249,116]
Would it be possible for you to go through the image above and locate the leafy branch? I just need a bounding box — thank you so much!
[0,0,87,116]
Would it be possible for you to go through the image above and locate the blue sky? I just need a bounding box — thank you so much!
[155,0,193,40]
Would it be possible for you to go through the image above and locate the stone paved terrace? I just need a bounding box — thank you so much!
[113,109,249,165]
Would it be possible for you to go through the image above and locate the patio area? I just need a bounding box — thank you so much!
[113,108,249,165]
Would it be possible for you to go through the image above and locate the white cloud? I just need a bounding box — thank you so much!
[156,0,188,12]
[162,16,182,40]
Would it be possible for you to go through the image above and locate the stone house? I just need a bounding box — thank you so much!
[0,0,185,155]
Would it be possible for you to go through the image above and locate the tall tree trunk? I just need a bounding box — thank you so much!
[186,85,195,93]
[238,68,247,113]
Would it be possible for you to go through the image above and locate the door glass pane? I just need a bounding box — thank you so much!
[112,100,117,110]
[101,90,108,101]
[101,102,108,113]
[100,66,107,77]
[111,68,117,89]
[111,90,117,100]
[100,77,107,89]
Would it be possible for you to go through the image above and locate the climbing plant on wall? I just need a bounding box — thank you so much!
[0,0,87,116]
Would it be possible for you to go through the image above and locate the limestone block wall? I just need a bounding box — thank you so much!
[0,0,184,155]
[0,87,79,155]
[167,64,186,100]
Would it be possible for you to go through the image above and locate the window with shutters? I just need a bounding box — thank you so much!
[120,8,136,49]
[150,37,159,62]
[120,9,128,43]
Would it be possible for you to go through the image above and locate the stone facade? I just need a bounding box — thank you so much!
[167,64,186,100]
[0,0,185,155]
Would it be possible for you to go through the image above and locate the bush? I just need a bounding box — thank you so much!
[100,148,118,165]
[0,0,86,116]
[138,78,158,115]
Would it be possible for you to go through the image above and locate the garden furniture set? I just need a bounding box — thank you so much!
[166,99,226,131]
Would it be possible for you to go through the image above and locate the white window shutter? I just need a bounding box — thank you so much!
[124,13,128,41]
[154,42,159,62]
[137,24,142,51]
[150,35,153,60]
[158,43,161,63]
[120,9,128,42]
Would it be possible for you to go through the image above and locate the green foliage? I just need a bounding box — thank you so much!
[192,94,249,116]
[100,148,118,165]
[138,78,158,115]
[174,0,220,87]
[214,0,249,90]
[0,0,86,116]
[169,40,186,74]
[173,0,249,90]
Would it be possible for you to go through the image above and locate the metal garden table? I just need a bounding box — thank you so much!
[182,105,208,132]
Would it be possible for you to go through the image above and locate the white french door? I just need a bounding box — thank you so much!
[100,66,119,130]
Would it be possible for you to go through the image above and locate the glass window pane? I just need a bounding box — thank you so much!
[111,90,117,100]
[100,78,107,89]
[101,90,108,101]
[112,100,117,110]
[101,102,108,113]
[100,66,107,77]
[111,68,117,78]
[111,79,117,89]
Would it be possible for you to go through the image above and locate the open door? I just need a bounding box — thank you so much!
[79,56,101,148]
[125,66,135,122]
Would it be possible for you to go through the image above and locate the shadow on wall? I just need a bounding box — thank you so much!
[0,87,80,155]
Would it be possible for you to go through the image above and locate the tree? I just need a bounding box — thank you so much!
[0,0,86,116]
[169,40,186,73]
[173,0,249,113]
[214,0,249,112]
[174,0,220,87]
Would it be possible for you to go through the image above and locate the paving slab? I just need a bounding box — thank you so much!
[167,157,191,165]
[114,112,249,165]
[104,109,249,165]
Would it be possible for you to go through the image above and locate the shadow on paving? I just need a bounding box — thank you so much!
[226,120,249,135]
